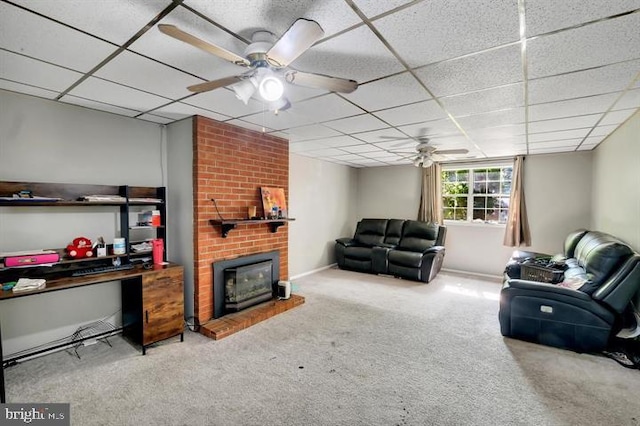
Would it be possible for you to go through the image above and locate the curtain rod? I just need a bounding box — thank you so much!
[440,155,519,166]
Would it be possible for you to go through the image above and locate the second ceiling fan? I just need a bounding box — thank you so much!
[158,18,358,111]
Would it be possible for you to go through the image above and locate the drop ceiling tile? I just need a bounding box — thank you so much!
[599,108,637,126]
[303,148,348,157]
[332,153,369,161]
[352,0,416,18]
[351,157,386,165]
[291,94,363,123]
[225,119,275,133]
[341,143,381,153]
[474,134,527,146]
[398,119,461,137]
[373,0,520,67]
[285,124,342,142]
[362,151,404,160]
[528,13,640,79]
[525,0,640,36]
[349,128,409,143]
[61,95,141,117]
[293,24,405,83]
[343,72,431,112]
[130,6,248,81]
[0,2,118,72]
[95,51,204,100]
[0,80,58,100]
[582,135,606,146]
[151,101,230,121]
[528,60,640,104]
[415,45,522,97]
[283,84,327,102]
[577,144,597,151]
[529,145,578,154]
[615,88,640,110]
[184,88,267,117]
[185,0,361,39]
[528,114,601,133]
[13,0,172,45]
[65,76,169,112]
[289,141,329,152]
[529,139,582,149]
[241,109,317,131]
[0,51,83,93]
[456,108,525,130]
[374,139,415,150]
[528,129,590,143]
[528,93,620,121]
[590,124,621,136]
[442,84,524,116]
[373,100,447,127]
[317,136,366,148]
[324,114,388,133]
[138,114,174,125]
[466,124,526,140]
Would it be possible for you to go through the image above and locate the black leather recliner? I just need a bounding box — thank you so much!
[499,230,640,352]
[335,218,446,283]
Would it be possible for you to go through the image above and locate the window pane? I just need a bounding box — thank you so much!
[454,208,467,220]
[474,169,486,181]
[502,168,513,180]
[456,196,468,208]
[442,196,456,208]
[473,209,485,221]
[443,182,457,194]
[487,168,500,181]
[499,197,510,208]
[443,171,456,182]
[487,182,500,194]
[443,208,454,220]
[486,209,499,222]
[487,196,500,208]
[456,170,468,182]
[473,182,487,194]
[501,181,511,194]
[499,209,509,223]
[473,197,486,208]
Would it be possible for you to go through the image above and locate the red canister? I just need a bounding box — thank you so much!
[152,238,164,265]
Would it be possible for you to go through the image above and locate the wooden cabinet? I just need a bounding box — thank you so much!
[122,265,184,354]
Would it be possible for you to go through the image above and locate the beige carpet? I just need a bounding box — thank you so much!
[4,268,640,425]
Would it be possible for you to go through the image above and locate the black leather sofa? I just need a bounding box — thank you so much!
[499,230,640,352]
[335,219,446,283]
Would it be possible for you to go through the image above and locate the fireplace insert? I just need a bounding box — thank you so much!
[224,260,274,311]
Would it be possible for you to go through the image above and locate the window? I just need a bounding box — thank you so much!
[442,165,513,224]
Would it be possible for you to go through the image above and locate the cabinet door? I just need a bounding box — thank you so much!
[142,267,184,346]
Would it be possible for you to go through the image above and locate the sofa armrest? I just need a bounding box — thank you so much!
[504,279,593,302]
[335,237,357,247]
[423,245,445,255]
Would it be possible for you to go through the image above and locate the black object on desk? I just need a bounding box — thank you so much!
[71,263,134,277]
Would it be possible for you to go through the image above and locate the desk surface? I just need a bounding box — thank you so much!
[0,263,181,301]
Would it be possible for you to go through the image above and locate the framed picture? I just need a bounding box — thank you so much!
[260,187,287,219]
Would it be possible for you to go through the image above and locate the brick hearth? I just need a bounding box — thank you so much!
[200,294,305,340]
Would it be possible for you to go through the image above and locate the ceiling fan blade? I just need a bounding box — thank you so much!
[390,139,415,148]
[267,18,324,68]
[285,70,358,93]
[187,75,245,93]
[158,24,250,67]
[433,148,470,155]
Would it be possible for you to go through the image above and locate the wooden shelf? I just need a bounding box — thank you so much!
[209,218,295,238]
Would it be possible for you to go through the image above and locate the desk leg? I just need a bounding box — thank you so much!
[1,321,5,403]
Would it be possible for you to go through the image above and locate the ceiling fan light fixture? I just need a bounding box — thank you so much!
[231,78,258,104]
[421,157,433,168]
[259,74,284,102]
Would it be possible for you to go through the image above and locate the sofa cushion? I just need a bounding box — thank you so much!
[354,219,388,247]
[564,229,589,258]
[384,219,405,245]
[398,220,439,252]
[574,232,633,287]
[388,250,423,267]
[344,246,374,260]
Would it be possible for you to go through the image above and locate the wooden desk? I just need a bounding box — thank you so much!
[0,263,184,403]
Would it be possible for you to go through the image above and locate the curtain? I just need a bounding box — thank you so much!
[418,162,443,224]
[503,155,531,246]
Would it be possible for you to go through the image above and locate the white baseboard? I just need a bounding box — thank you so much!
[441,268,503,282]
[290,263,337,280]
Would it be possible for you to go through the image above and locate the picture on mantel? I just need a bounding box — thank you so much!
[260,187,287,219]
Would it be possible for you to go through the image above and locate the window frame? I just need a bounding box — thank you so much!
[441,162,513,226]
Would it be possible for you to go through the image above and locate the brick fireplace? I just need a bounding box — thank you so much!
[192,116,303,338]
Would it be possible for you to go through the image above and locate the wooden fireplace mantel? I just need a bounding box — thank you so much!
[209,218,295,238]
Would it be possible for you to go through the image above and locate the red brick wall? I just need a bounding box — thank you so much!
[192,116,289,324]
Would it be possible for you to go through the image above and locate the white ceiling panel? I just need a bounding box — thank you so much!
[373,100,447,127]
[137,114,174,125]
[225,119,275,134]
[0,51,83,93]
[615,88,640,110]
[184,88,268,117]
[0,82,58,100]
[398,119,461,137]
[456,108,525,130]
[415,45,522,98]
[441,84,524,116]
[12,0,173,45]
[352,0,415,18]
[151,102,230,122]
[528,114,602,133]
[529,139,582,149]
[348,128,409,143]
[599,108,637,126]
[324,114,388,134]
[528,13,640,79]
[289,140,327,152]
[529,145,578,154]
[284,124,342,142]
[61,95,141,117]
[290,94,363,123]
[283,83,328,102]
[590,124,622,137]
[316,136,363,148]
[185,0,360,39]
[466,124,526,140]
[241,109,318,131]
[343,72,431,112]
[0,2,118,73]
[294,25,405,83]
[528,93,619,121]
[65,77,169,112]
[475,134,527,146]
[341,143,382,153]
[528,129,591,143]
[331,153,370,161]
[303,148,348,157]
[528,60,640,104]
[525,0,640,36]
[95,51,203,100]
[374,0,520,67]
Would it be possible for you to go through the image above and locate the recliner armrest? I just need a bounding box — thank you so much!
[335,237,357,247]
[505,279,593,302]
[422,245,445,255]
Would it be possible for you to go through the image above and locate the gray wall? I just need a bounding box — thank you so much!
[288,154,358,278]
[591,110,640,252]
[0,90,163,355]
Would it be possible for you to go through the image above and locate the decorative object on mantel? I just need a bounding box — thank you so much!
[260,187,287,219]
[247,205,257,219]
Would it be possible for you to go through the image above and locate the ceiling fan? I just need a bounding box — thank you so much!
[158,18,358,111]
[384,128,470,167]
